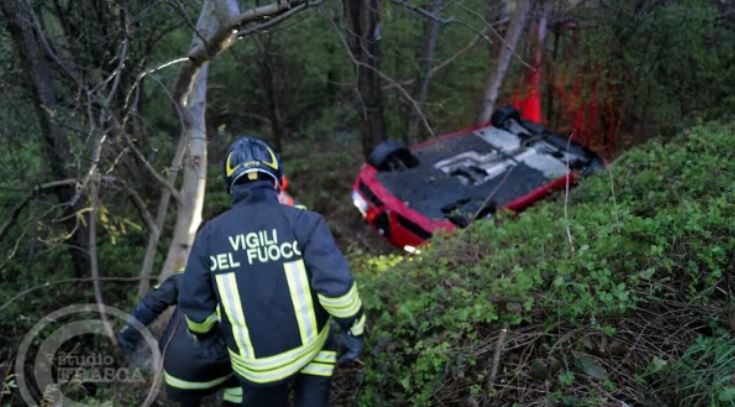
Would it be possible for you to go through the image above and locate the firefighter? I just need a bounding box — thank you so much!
[179,136,365,406]
[117,272,242,407]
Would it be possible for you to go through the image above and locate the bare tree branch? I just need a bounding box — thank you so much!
[172,0,315,106]
[0,276,154,313]
[0,176,116,244]
[137,134,188,296]
[383,28,490,91]
[454,1,531,70]
[123,135,182,202]
[322,5,436,137]
[390,0,452,24]
[237,0,323,37]
[117,179,157,234]
[483,324,509,406]
[167,0,210,46]
[88,171,116,342]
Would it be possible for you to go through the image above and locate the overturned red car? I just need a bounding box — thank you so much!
[351,106,604,250]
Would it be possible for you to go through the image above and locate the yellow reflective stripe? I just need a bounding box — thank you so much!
[226,273,254,357]
[284,260,318,345]
[228,325,330,384]
[318,283,358,306]
[185,312,217,334]
[313,350,337,364]
[350,313,366,336]
[296,261,318,339]
[231,323,329,370]
[215,273,255,358]
[318,283,362,318]
[163,370,231,390]
[300,362,335,377]
[222,387,242,403]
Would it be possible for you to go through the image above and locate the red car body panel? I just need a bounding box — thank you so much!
[355,164,456,248]
[352,123,592,249]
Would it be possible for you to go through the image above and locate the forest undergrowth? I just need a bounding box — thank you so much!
[333,122,735,406]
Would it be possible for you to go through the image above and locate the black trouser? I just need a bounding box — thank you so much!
[236,329,337,406]
[238,373,332,407]
[162,316,237,405]
[174,398,239,407]
[166,384,241,407]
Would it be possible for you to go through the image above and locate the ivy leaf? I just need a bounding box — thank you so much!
[719,387,735,402]
[573,352,608,380]
[399,375,410,391]
[639,267,656,280]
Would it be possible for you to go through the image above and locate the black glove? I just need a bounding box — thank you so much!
[117,302,157,354]
[338,332,364,364]
[116,325,141,355]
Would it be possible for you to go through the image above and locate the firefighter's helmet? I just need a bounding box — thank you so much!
[223,136,282,193]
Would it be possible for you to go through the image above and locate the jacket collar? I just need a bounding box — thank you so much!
[231,181,278,205]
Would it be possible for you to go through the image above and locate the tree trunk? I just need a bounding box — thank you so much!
[137,139,186,296]
[1,0,90,277]
[407,0,442,140]
[137,0,314,291]
[344,0,386,157]
[158,66,209,281]
[475,0,532,125]
[157,0,240,283]
[522,0,549,123]
[257,36,285,152]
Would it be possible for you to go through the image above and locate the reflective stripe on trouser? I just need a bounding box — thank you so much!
[223,386,243,403]
[300,349,336,377]
[163,370,232,390]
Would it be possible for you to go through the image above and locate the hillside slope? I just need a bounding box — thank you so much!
[340,123,735,406]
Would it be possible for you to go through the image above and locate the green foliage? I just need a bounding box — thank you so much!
[645,334,735,407]
[349,122,735,405]
[573,0,735,138]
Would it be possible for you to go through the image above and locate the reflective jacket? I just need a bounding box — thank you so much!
[179,181,365,385]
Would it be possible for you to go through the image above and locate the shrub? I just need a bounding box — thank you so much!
[340,122,735,406]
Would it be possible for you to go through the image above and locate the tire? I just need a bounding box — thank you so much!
[368,139,417,171]
[581,155,605,176]
[490,105,521,129]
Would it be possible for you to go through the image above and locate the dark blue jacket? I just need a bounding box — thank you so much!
[179,182,365,385]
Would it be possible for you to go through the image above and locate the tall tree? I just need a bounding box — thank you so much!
[343,0,387,157]
[139,0,319,290]
[475,0,532,124]
[1,0,90,276]
[407,0,443,140]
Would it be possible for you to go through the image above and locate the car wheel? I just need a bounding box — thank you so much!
[368,139,418,171]
[581,155,605,176]
[490,105,521,129]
